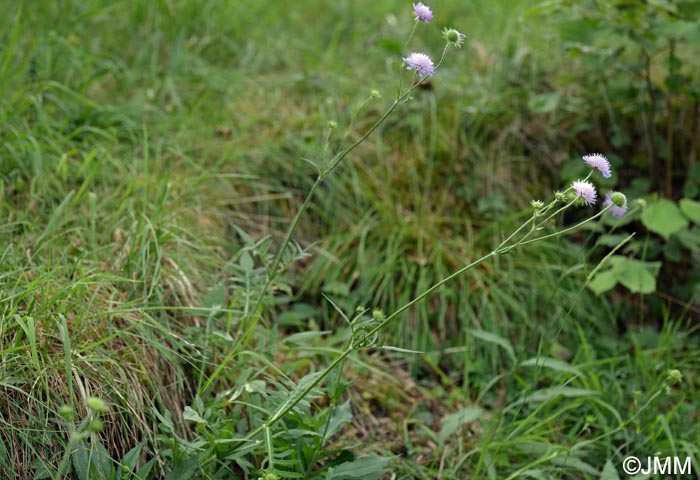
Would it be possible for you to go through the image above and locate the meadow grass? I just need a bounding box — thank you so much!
[1,1,699,478]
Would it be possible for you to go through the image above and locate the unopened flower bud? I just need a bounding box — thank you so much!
[530,200,544,209]
[87,419,104,433]
[610,192,626,208]
[668,369,682,384]
[442,28,466,48]
[59,405,74,421]
[87,397,107,413]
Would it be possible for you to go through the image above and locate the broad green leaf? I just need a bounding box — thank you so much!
[202,284,226,309]
[601,459,621,480]
[550,455,598,475]
[165,455,203,480]
[439,407,483,443]
[239,251,254,272]
[528,92,560,113]
[325,401,353,439]
[120,443,144,471]
[135,458,157,480]
[676,228,700,252]
[93,439,113,480]
[615,258,660,294]
[595,234,631,248]
[680,198,700,223]
[71,441,90,480]
[641,199,688,239]
[588,270,618,295]
[648,0,678,14]
[183,406,207,425]
[330,455,393,479]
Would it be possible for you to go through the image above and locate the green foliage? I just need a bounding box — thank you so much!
[641,199,689,240]
[588,256,660,294]
[3,1,700,480]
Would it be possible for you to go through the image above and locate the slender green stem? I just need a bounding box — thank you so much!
[367,251,497,338]
[497,200,576,254]
[434,44,451,70]
[200,177,323,395]
[234,190,613,448]
[201,73,436,396]
[264,425,274,471]
[404,21,418,49]
[517,206,610,247]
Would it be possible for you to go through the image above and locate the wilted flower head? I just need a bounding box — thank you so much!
[413,2,433,22]
[403,52,435,77]
[443,28,466,48]
[604,192,628,217]
[572,180,597,206]
[582,153,612,178]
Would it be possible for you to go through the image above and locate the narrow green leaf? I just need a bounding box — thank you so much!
[468,329,516,363]
[519,357,583,376]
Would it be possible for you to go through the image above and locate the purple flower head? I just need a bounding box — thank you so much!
[572,180,597,206]
[604,192,628,217]
[403,52,435,77]
[582,153,612,178]
[413,2,433,23]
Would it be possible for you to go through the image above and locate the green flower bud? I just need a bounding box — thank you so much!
[530,200,544,209]
[668,369,682,384]
[442,28,466,48]
[635,198,647,208]
[370,89,381,99]
[86,397,107,413]
[327,120,338,129]
[87,419,104,433]
[372,308,385,321]
[59,405,74,422]
[610,192,626,208]
[554,191,566,202]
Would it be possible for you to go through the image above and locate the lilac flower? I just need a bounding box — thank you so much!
[604,192,628,217]
[403,52,435,77]
[413,2,433,23]
[582,153,612,178]
[572,180,597,206]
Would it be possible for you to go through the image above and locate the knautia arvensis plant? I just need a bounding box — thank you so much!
[187,3,630,477]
